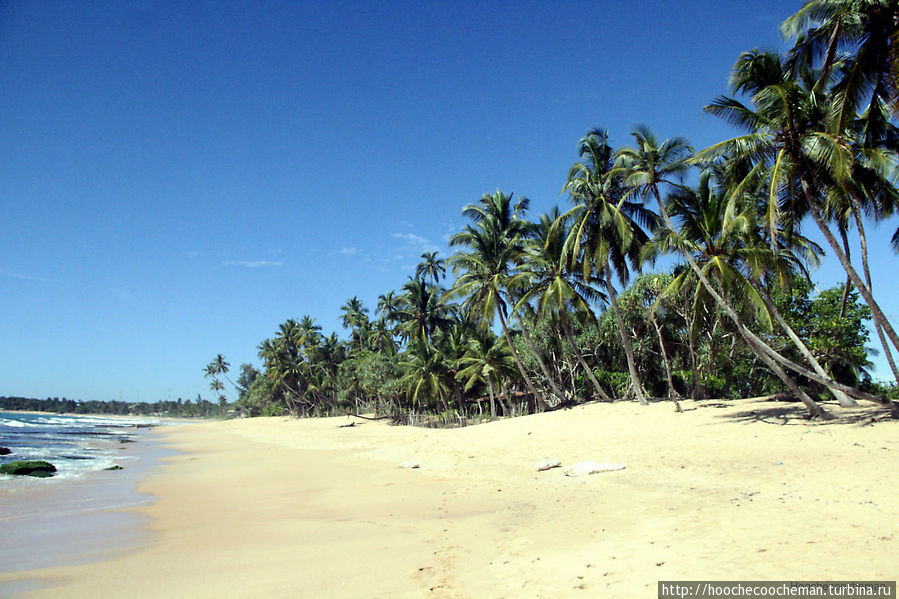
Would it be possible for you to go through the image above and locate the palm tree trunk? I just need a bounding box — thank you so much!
[514,316,570,406]
[650,310,681,410]
[801,179,899,368]
[689,340,702,399]
[497,309,545,408]
[756,284,856,407]
[486,377,497,420]
[559,311,613,402]
[603,260,649,405]
[741,320,834,419]
[838,226,853,318]
[851,204,899,382]
[653,191,832,418]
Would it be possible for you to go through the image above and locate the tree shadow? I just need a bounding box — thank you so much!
[715,398,896,426]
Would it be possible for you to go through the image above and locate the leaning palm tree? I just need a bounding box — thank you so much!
[698,49,899,387]
[650,168,858,409]
[617,125,836,418]
[561,129,656,404]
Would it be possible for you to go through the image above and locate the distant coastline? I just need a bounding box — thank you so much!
[0,396,221,419]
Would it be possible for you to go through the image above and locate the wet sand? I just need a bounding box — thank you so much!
[0,426,171,594]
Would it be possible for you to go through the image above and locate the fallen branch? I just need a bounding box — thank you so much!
[343,411,390,421]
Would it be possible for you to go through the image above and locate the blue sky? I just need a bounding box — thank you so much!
[2,1,896,403]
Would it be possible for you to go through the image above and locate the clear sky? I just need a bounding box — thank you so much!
[2,1,896,403]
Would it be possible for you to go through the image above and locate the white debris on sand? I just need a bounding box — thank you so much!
[399,461,420,469]
[563,461,625,477]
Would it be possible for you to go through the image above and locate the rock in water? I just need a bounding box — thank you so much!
[0,447,11,455]
[104,465,124,471]
[534,458,562,472]
[563,461,625,477]
[0,460,57,477]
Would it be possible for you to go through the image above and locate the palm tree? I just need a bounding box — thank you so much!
[204,354,234,401]
[617,125,836,418]
[649,168,858,409]
[781,0,899,125]
[392,278,456,343]
[340,297,370,351]
[699,49,899,388]
[376,290,401,321]
[456,329,517,420]
[448,190,561,406]
[369,317,399,354]
[562,129,656,404]
[632,273,684,408]
[415,251,446,283]
[516,208,613,402]
[212,354,231,380]
[298,316,323,340]
[399,339,451,414]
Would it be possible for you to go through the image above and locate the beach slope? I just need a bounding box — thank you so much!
[4,398,896,598]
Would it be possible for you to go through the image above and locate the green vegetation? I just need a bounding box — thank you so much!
[209,2,898,424]
[0,396,225,418]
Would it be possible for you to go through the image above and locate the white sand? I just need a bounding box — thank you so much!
[3,398,896,598]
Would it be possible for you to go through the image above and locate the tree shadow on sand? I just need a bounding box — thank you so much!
[714,398,897,426]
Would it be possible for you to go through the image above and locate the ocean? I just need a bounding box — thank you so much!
[0,411,160,482]
[0,410,173,588]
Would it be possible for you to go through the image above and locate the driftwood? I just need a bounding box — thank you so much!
[343,411,390,421]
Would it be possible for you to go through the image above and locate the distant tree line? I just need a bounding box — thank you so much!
[0,396,222,418]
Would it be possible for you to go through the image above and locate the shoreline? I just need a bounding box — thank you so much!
[2,398,896,598]
[0,424,175,595]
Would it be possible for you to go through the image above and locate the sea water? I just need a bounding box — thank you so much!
[0,410,173,587]
[0,411,158,482]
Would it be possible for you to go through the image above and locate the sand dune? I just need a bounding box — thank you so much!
[4,398,896,598]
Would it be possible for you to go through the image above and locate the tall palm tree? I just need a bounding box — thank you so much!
[340,297,371,352]
[415,251,446,283]
[699,49,899,387]
[448,190,563,406]
[562,129,656,404]
[516,208,613,402]
[617,125,836,418]
[204,354,234,401]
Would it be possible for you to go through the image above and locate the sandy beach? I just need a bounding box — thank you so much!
[3,398,896,598]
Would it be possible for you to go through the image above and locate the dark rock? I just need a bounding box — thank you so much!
[104,465,124,471]
[0,447,11,455]
[0,460,57,477]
